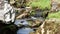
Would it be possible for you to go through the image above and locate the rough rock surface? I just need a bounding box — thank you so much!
[30,18,60,34]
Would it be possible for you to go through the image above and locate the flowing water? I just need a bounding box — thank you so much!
[14,19,34,34]
[17,27,34,34]
[14,10,45,34]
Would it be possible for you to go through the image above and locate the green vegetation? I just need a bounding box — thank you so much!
[27,0,51,10]
[47,11,60,19]
[10,0,51,10]
[30,10,36,16]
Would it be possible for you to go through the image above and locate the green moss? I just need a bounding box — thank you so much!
[30,10,36,16]
[27,0,51,10]
[47,11,60,19]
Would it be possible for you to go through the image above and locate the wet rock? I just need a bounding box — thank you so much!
[0,24,18,34]
[28,19,43,27]
[14,19,29,27]
[31,9,49,18]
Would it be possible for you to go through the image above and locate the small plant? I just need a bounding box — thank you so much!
[30,10,36,16]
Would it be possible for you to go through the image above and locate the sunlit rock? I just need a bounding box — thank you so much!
[30,18,60,34]
[10,0,15,4]
[51,0,60,11]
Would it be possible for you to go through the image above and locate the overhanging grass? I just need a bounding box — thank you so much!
[47,11,60,19]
